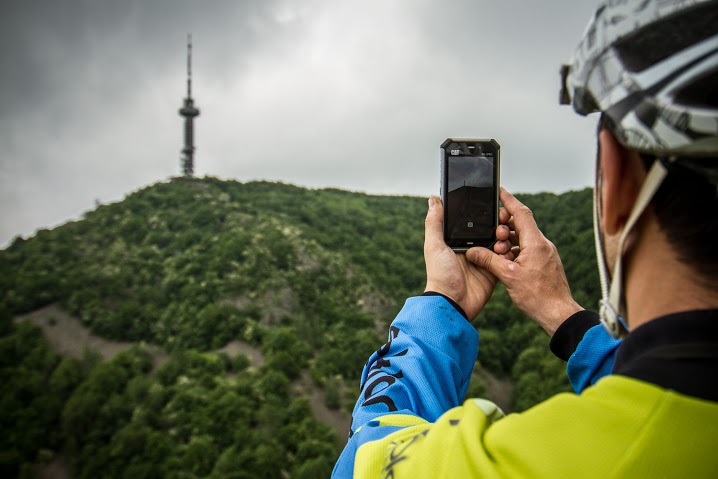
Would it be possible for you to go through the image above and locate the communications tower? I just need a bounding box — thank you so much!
[179,34,200,177]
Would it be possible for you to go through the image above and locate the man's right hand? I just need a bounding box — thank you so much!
[467,188,583,336]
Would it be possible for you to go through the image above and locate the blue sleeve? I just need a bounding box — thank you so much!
[332,295,478,478]
[549,310,622,393]
[566,324,621,392]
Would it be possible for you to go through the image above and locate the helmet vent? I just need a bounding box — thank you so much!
[673,67,718,108]
[614,3,718,73]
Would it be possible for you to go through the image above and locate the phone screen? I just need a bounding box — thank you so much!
[442,139,500,250]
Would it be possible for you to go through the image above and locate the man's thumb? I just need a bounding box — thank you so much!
[424,197,445,251]
[468,247,514,283]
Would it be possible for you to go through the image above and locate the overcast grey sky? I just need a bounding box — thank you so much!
[0,0,602,247]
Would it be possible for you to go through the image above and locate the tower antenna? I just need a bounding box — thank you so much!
[179,33,200,178]
[187,33,192,97]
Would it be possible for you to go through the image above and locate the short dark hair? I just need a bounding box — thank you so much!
[597,115,718,288]
[639,153,718,287]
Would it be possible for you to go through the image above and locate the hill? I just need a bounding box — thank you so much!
[0,178,598,478]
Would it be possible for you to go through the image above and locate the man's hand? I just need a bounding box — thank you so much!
[424,196,512,320]
[467,188,583,336]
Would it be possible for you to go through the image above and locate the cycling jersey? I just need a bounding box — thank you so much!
[332,295,718,478]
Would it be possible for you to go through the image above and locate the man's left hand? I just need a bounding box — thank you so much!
[424,196,512,320]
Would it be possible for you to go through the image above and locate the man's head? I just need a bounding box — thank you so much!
[561,0,718,337]
[597,115,718,289]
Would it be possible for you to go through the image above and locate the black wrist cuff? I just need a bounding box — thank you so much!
[549,310,601,361]
[422,292,469,321]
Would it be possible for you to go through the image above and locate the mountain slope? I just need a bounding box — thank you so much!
[0,178,598,478]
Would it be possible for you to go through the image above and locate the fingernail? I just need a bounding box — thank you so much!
[428,197,435,208]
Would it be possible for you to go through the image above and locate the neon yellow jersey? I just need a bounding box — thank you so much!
[354,376,718,478]
[332,298,718,478]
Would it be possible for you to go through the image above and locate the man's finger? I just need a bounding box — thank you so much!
[499,188,542,247]
[467,246,517,285]
[499,206,511,225]
[496,224,510,242]
[493,239,512,255]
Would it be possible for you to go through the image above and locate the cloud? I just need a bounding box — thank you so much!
[0,0,601,246]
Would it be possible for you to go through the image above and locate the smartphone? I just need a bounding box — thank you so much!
[440,138,500,251]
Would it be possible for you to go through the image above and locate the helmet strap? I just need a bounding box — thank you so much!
[596,159,671,338]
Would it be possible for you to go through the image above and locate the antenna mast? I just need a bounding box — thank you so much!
[187,33,193,97]
[179,34,200,178]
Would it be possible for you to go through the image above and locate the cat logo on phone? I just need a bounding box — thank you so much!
[450,149,460,155]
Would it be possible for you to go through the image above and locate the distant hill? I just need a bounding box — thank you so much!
[0,177,598,478]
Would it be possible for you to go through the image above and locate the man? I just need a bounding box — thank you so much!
[332,0,718,477]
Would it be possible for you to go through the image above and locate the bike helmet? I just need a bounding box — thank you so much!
[559,0,718,338]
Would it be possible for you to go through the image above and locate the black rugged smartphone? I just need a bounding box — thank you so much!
[440,138,500,251]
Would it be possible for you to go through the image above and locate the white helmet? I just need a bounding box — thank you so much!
[560,0,718,338]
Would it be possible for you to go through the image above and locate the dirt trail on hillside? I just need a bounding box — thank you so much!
[477,368,514,413]
[15,304,274,372]
[310,388,351,442]
[15,304,167,366]
[32,454,71,479]
[218,340,265,367]
[292,370,351,443]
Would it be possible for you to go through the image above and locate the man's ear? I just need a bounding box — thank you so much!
[599,129,646,236]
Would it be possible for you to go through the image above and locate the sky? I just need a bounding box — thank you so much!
[448,156,494,191]
[0,0,603,247]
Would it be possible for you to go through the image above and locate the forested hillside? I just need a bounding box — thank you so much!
[0,178,598,478]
